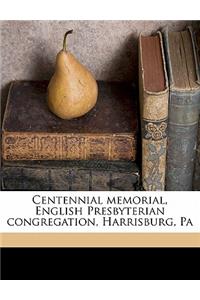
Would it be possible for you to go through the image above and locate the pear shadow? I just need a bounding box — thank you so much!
[102,33,142,168]
[102,33,139,84]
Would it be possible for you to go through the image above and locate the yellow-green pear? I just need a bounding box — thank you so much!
[47,30,98,119]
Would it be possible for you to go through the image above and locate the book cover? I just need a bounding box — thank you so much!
[163,27,200,190]
[139,31,169,191]
[1,20,200,283]
[2,81,138,161]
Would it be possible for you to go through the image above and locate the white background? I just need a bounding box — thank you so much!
[0,280,199,300]
[0,191,200,233]
[0,0,200,19]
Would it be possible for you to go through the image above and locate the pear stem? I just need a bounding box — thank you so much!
[63,30,73,51]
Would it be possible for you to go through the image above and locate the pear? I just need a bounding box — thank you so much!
[47,30,98,119]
